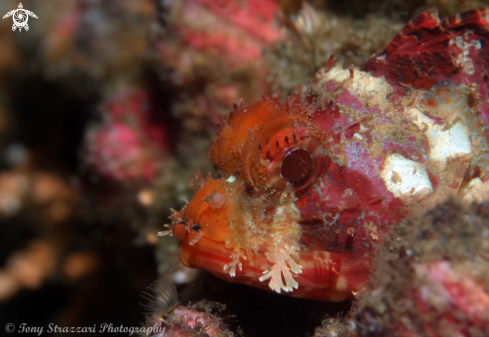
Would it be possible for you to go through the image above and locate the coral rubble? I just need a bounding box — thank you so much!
[353,199,489,336]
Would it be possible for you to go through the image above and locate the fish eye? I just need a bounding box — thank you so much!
[281,149,312,181]
[264,140,325,193]
[243,119,327,194]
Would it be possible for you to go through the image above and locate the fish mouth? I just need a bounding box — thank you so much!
[172,223,271,287]
[172,222,367,301]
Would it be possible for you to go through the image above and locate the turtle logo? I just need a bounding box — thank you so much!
[2,3,38,32]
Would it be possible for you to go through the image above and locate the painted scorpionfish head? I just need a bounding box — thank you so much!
[168,7,489,301]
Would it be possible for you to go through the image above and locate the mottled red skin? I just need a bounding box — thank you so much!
[171,8,489,301]
[363,8,489,128]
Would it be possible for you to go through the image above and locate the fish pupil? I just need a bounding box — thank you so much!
[281,149,312,181]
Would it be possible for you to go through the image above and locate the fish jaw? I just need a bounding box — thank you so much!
[172,180,368,302]
[174,225,268,286]
[174,222,368,301]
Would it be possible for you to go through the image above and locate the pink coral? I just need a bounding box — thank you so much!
[86,89,170,182]
[87,122,155,182]
[413,261,489,336]
[170,0,280,68]
[141,281,233,337]
[353,199,489,337]
[154,0,283,134]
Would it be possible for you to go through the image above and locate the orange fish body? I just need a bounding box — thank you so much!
[170,8,489,301]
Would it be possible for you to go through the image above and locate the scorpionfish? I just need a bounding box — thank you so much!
[168,8,489,301]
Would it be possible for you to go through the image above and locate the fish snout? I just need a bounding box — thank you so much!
[172,178,234,246]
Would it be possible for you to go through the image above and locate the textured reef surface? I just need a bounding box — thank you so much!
[1,1,489,336]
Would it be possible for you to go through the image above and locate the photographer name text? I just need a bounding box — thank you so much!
[5,322,165,335]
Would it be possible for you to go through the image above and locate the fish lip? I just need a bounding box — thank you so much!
[172,222,270,281]
[172,222,233,262]
[173,225,360,300]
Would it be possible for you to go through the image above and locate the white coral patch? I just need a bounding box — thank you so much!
[349,69,393,100]
[353,133,363,141]
[381,153,433,199]
[408,108,471,163]
[323,66,349,83]
[462,177,489,202]
[321,66,394,108]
